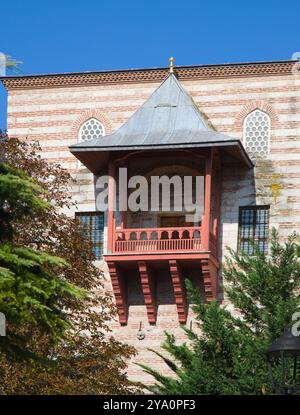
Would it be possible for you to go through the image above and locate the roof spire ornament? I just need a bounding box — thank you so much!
[169,56,174,73]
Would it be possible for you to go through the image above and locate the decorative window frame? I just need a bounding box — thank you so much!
[234,100,278,130]
[243,109,271,158]
[71,110,113,139]
[233,101,278,158]
[72,110,112,168]
[78,117,106,142]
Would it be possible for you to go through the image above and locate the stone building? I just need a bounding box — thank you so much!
[1,59,300,384]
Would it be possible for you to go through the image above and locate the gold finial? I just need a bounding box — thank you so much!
[169,56,174,73]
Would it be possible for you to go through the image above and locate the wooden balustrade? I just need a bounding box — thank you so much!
[114,226,202,253]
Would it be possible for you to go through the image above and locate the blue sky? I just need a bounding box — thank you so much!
[1,0,299,129]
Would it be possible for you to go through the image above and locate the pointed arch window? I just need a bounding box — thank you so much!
[78,118,105,142]
[243,109,270,158]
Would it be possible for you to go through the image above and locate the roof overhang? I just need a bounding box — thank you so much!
[70,140,253,174]
[1,60,297,90]
[69,73,253,173]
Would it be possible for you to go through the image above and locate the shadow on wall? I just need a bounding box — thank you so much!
[126,267,205,320]
[218,157,256,301]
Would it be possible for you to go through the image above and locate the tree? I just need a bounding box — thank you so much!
[139,230,300,395]
[0,161,83,357]
[0,134,139,394]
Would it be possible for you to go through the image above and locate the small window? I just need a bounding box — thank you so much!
[78,118,105,142]
[243,109,270,158]
[238,206,270,254]
[75,212,104,259]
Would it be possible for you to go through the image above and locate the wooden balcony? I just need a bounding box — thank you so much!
[107,224,219,326]
[113,226,202,254]
[104,148,222,325]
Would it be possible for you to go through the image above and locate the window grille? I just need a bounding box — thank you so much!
[75,212,104,259]
[238,205,270,254]
[243,110,270,158]
[78,118,105,142]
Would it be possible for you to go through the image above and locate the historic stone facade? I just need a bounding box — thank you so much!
[2,60,300,384]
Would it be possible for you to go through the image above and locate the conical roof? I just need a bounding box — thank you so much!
[70,73,252,172]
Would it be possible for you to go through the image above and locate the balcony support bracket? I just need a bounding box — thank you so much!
[169,259,187,324]
[201,258,218,302]
[107,261,128,325]
[138,261,157,324]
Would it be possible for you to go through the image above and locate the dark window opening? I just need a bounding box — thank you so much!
[238,205,270,254]
[75,212,104,260]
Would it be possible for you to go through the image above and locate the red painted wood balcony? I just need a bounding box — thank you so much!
[113,226,202,254]
[103,148,223,325]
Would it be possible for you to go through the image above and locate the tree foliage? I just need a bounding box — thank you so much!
[0,160,83,357]
[139,230,300,395]
[0,135,139,394]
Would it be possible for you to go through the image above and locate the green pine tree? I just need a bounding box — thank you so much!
[138,229,300,394]
[0,162,84,357]
[0,137,139,395]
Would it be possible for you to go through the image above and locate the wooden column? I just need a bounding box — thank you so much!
[138,261,156,324]
[119,161,127,230]
[107,261,127,325]
[202,149,213,251]
[213,150,221,258]
[120,211,127,230]
[107,160,116,253]
[169,260,187,324]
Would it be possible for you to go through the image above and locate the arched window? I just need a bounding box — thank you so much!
[78,118,105,142]
[243,109,270,158]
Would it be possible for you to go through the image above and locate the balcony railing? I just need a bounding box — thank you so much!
[113,226,202,253]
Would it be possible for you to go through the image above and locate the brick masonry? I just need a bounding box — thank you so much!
[3,61,300,384]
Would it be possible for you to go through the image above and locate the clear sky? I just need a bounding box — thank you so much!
[1,0,299,129]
